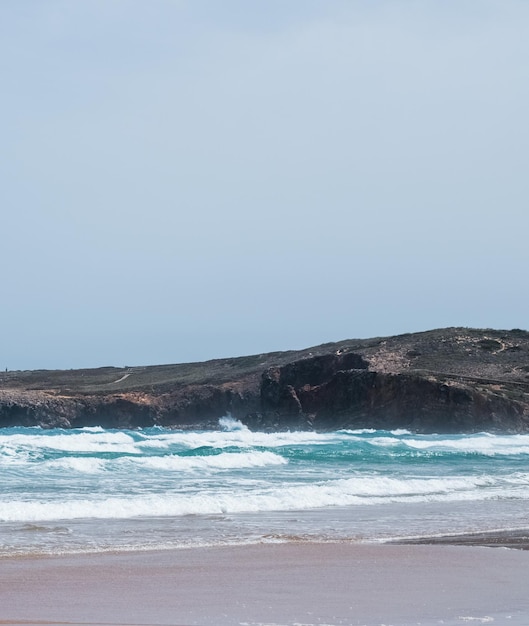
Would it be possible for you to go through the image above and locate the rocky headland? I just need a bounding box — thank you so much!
[2,327,529,432]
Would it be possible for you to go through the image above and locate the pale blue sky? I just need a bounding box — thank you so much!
[2,1,528,370]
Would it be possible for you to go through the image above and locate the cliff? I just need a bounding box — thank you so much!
[2,327,529,432]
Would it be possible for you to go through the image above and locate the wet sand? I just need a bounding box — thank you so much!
[1,542,529,626]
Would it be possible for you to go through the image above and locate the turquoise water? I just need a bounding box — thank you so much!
[1,417,529,555]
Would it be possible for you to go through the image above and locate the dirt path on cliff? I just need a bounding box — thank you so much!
[110,373,132,384]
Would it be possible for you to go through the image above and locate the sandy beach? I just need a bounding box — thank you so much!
[1,541,529,626]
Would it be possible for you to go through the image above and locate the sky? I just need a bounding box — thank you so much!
[2,0,528,370]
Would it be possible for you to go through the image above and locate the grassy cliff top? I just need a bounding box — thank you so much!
[1,327,528,396]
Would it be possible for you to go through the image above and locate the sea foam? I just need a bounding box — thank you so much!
[2,471,527,523]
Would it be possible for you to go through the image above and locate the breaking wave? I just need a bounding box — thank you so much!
[2,472,529,523]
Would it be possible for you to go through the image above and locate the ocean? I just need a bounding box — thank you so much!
[1,416,529,557]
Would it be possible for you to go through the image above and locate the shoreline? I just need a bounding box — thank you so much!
[4,525,529,560]
[1,540,529,626]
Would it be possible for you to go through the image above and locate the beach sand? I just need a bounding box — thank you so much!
[1,541,529,626]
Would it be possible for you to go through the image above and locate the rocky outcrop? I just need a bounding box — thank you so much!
[1,327,529,432]
[248,365,527,433]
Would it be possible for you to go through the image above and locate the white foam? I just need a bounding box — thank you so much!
[30,450,287,475]
[402,433,529,455]
[2,472,523,523]
[43,457,106,474]
[339,428,377,434]
[141,429,344,450]
[121,450,288,472]
[333,474,495,497]
[366,436,401,447]
[0,431,139,455]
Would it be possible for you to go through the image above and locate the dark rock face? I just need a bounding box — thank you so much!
[1,327,529,432]
[251,366,527,433]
